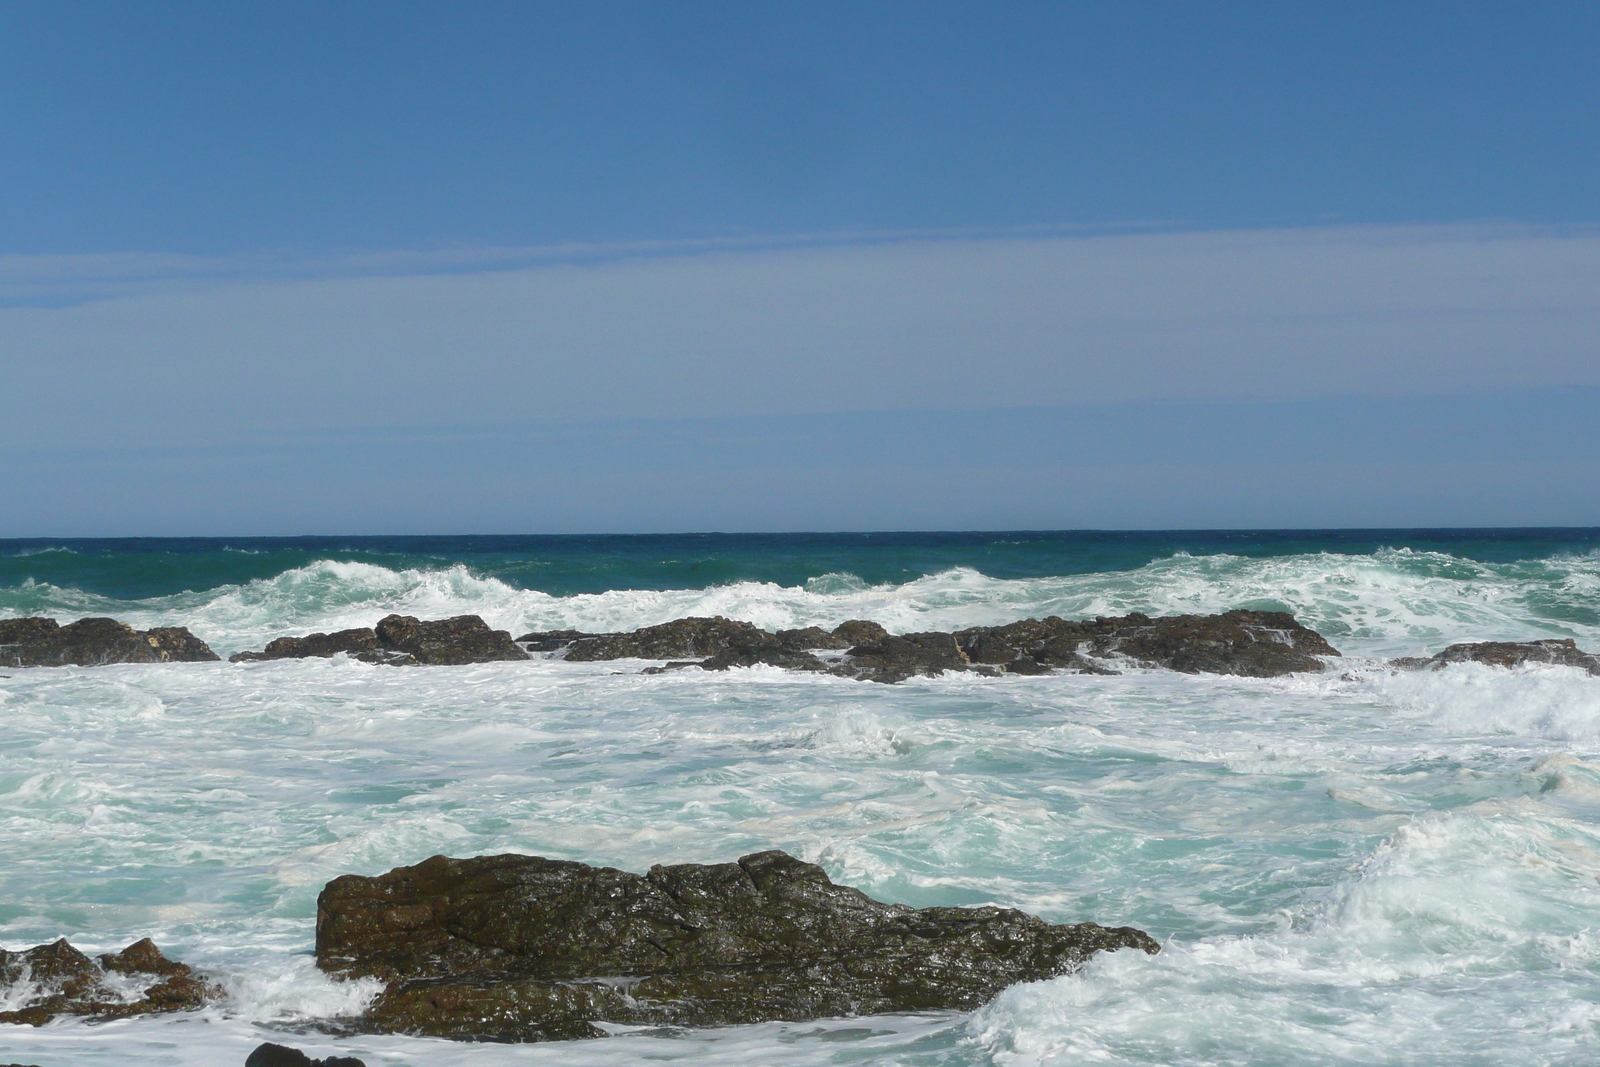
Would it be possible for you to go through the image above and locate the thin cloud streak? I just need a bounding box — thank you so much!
[3,222,1597,448]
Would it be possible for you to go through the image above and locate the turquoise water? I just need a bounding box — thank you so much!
[2,531,1599,1066]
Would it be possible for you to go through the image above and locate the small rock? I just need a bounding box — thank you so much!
[245,1043,367,1067]
[1392,639,1600,675]
[0,937,214,1025]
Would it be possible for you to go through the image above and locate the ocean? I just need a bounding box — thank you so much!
[2,530,1599,1066]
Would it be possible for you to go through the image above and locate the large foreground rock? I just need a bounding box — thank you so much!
[316,850,1157,1042]
[232,614,527,665]
[0,617,218,668]
[0,938,213,1025]
[1392,638,1600,675]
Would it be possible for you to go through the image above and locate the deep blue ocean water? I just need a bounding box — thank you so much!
[6,528,1598,601]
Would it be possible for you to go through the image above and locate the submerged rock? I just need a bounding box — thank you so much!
[1391,638,1600,675]
[0,937,214,1025]
[231,627,383,663]
[231,615,527,665]
[0,617,219,668]
[513,628,597,651]
[316,850,1157,1042]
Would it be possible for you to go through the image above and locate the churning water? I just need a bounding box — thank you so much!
[2,531,1598,1065]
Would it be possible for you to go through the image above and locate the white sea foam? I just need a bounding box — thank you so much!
[2,552,1599,1065]
[4,549,1599,658]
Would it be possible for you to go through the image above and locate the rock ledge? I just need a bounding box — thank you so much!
[316,850,1157,1041]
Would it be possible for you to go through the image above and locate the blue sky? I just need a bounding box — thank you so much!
[2,2,1598,534]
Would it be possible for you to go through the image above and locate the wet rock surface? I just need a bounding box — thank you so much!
[232,614,527,665]
[0,937,214,1025]
[837,631,990,683]
[246,1043,366,1067]
[315,849,1158,1042]
[563,616,783,662]
[0,617,219,668]
[959,609,1343,678]
[544,611,1340,681]
[1392,638,1600,675]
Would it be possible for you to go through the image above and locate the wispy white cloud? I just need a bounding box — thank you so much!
[3,223,1598,449]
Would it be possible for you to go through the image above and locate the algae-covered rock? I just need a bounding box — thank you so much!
[316,850,1157,1042]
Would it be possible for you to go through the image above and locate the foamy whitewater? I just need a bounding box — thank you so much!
[2,533,1599,1065]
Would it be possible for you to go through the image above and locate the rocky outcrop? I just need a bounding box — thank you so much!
[952,610,1340,678]
[1392,638,1600,675]
[541,611,1339,681]
[246,1043,366,1067]
[0,617,219,668]
[232,615,528,665]
[315,849,1157,1042]
[0,937,214,1025]
[563,616,779,662]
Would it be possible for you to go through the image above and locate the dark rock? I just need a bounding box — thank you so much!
[0,617,60,645]
[775,626,850,651]
[374,614,528,665]
[698,647,831,672]
[230,628,382,663]
[514,629,598,652]
[1392,639,1600,675]
[831,619,889,647]
[0,617,219,669]
[0,937,214,1025]
[231,615,527,666]
[954,618,1121,676]
[833,631,991,684]
[246,1042,367,1067]
[316,850,1156,1043]
[1092,610,1338,676]
[954,610,1337,678]
[564,616,778,662]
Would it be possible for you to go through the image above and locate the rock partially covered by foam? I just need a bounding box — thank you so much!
[547,611,1338,681]
[1392,638,1600,675]
[963,610,1340,678]
[558,616,880,673]
[837,610,1338,682]
[315,850,1157,1042]
[0,617,219,668]
[231,614,527,665]
[0,937,215,1025]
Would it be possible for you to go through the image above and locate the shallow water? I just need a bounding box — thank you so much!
[2,533,1598,1065]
